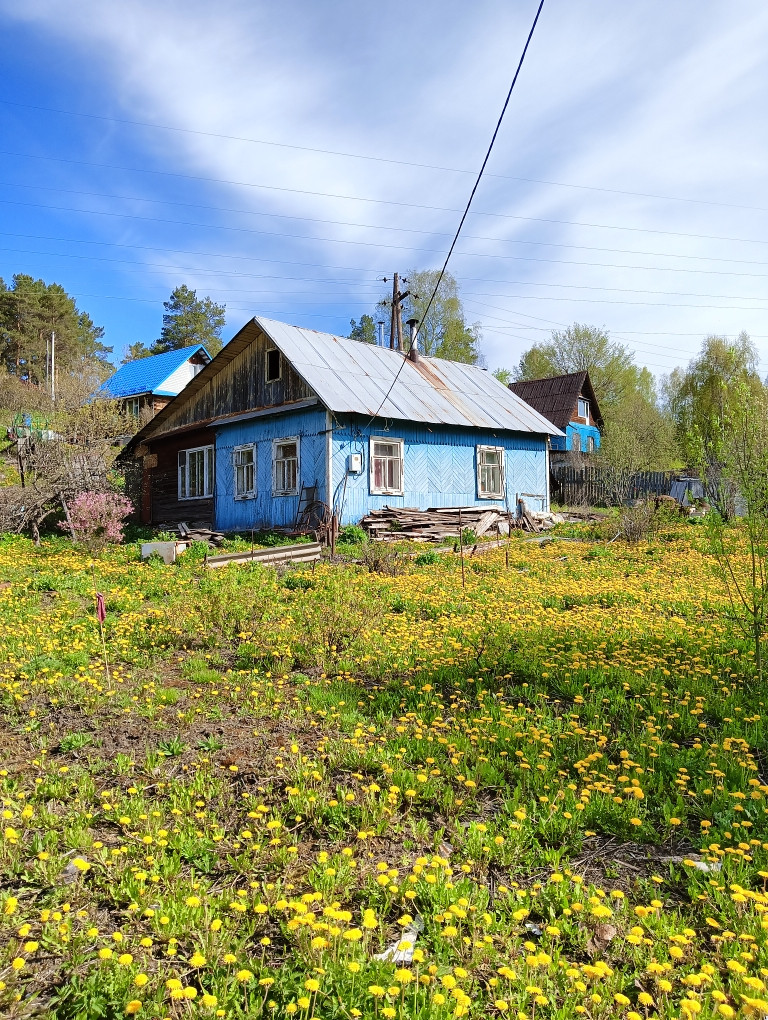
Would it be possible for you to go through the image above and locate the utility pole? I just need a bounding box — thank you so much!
[385,274,415,352]
[50,331,56,402]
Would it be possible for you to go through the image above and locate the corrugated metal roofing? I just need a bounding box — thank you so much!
[509,371,603,431]
[256,317,563,436]
[99,344,210,399]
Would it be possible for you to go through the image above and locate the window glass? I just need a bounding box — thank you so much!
[477,447,504,497]
[178,446,214,499]
[370,439,403,494]
[234,446,256,497]
[274,439,298,493]
[578,398,589,419]
[572,432,582,453]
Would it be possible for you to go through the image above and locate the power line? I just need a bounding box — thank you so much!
[2,96,766,216]
[366,0,546,424]
[4,147,768,247]
[6,187,768,279]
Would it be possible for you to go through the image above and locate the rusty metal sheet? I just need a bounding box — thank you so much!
[257,317,563,436]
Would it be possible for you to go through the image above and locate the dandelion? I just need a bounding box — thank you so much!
[125,1002,142,1015]
[236,970,254,982]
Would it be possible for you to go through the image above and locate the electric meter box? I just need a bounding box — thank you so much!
[347,453,363,474]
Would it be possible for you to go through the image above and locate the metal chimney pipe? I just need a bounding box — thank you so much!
[377,320,385,347]
[406,318,419,361]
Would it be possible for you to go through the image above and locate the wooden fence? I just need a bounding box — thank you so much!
[550,465,678,507]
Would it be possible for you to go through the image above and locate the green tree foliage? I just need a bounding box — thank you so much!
[124,286,227,362]
[348,314,377,344]
[0,274,112,385]
[492,367,514,386]
[512,323,654,409]
[598,392,679,502]
[665,332,762,517]
[704,380,768,681]
[378,271,481,363]
[123,341,154,363]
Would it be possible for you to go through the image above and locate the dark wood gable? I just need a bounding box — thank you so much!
[145,320,316,440]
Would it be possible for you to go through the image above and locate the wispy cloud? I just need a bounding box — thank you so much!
[1,0,767,376]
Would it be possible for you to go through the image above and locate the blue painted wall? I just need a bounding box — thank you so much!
[330,416,548,525]
[551,422,601,453]
[213,406,328,531]
[211,407,550,530]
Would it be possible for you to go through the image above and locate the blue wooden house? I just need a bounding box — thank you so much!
[99,344,211,420]
[509,372,602,456]
[125,316,562,529]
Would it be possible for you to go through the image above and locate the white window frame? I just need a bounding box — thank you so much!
[265,348,281,383]
[587,435,595,454]
[577,397,589,420]
[369,437,404,496]
[476,445,505,499]
[232,443,256,500]
[125,396,141,418]
[178,445,214,501]
[272,437,299,496]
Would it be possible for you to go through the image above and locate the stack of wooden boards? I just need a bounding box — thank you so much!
[176,522,227,546]
[361,505,514,542]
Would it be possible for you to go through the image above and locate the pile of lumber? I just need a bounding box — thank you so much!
[361,505,514,542]
[176,522,226,546]
[361,503,568,542]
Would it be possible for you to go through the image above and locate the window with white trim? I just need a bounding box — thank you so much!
[370,438,404,495]
[587,436,595,454]
[125,396,141,418]
[265,348,281,382]
[273,438,299,495]
[577,397,589,420]
[233,444,256,499]
[477,445,504,498]
[178,445,214,500]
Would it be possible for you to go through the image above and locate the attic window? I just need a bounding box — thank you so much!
[578,398,589,420]
[265,348,281,382]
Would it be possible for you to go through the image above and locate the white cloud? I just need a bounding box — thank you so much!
[2,0,768,375]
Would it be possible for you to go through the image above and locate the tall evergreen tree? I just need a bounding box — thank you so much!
[0,274,111,384]
[152,285,226,356]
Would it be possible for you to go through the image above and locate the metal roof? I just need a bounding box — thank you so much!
[257,317,563,435]
[99,344,210,399]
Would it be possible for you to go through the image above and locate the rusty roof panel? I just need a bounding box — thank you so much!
[257,317,563,436]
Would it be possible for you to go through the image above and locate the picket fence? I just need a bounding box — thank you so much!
[550,465,677,507]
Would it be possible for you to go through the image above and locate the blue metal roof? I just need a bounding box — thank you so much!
[99,345,210,399]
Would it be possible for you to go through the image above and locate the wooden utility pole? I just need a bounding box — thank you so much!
[389,274,398,350]
[387,274,412,352]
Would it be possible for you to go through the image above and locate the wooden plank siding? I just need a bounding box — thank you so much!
[144,428,214,526]
[331,415,548,525]
[148,325,314,437]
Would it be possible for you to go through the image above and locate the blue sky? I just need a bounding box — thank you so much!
[1,0,767,379]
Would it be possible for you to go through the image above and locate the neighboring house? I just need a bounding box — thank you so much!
[509,372,603,455]
[99,345,211,420]
[122,316,563,529]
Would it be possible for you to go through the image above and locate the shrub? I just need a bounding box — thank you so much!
[59,491,133,548]
[339,524,367,544]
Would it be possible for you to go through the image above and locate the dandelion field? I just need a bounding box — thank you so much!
[1,528,767,1019]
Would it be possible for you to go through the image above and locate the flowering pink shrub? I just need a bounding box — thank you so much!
[59,491,133,547]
